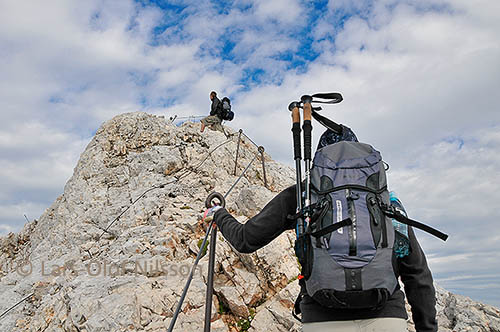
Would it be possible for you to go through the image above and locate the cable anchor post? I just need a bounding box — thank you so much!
[234,129,243,175]
[258,146,268,188]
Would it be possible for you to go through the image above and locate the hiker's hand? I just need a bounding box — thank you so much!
[203,205,223,222]
[207,205,222,216]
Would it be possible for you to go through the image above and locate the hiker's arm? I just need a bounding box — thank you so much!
[399,227,437,332]
[213,185,297,253]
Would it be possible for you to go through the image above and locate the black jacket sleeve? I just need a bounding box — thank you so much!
[399,227,438,332]
[213,185,297,253]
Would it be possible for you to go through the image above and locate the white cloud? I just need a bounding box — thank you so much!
[389,128,500,220]
[0,121,87,232]
[0,201,47,237]
[228,0,500,306]
[253,0,302,23]
[435,273,500,283]
[0,0,499,307]
[0,202,46,224]
[0,224,16,237]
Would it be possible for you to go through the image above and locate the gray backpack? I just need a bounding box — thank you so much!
[293,140,447,312]
[302,141,399,310]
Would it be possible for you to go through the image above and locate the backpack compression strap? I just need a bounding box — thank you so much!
[309,218,352,238]
[382,207,448,241]
[288,200,353,237]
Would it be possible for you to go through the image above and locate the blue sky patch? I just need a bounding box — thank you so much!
[443,136,465,150]
[49,96,64,104]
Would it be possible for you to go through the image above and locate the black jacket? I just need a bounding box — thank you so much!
[210,96,222,118]
[214,185,438,332]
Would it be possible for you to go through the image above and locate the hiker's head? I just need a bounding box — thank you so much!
[210,91,217,100]
[317,126,358,149]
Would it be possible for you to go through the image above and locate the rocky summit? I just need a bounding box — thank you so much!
[1,112,499,331]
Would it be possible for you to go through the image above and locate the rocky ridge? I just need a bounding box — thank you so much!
[0,112,499,331]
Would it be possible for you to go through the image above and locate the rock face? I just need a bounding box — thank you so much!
[0,112,498,331]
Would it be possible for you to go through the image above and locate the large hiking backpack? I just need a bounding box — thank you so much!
[294,141,447,312]
[301,141,399,310]
[220,97,234,121]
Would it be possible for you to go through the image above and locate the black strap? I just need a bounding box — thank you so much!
[311,110,342,134]
[311,92,343,104]
[287,200,327,222]
[310,200,330,225]
[316,184,387,196]
[292,294,302,322]
[384,209,448,241]
[292,278,307,322]
[310,218,352,238]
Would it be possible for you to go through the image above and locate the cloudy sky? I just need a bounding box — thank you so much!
[1,0,499,307]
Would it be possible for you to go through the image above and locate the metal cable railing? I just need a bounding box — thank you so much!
[169,115,205,124]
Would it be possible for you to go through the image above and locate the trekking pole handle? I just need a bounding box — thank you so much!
[301,96,313,161]
[289,101,301,118]
[289,102,302,161]
[205,192,226,209]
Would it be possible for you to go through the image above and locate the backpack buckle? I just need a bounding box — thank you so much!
[346,189,360,200]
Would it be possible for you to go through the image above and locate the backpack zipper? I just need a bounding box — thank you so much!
[346,189,358,256]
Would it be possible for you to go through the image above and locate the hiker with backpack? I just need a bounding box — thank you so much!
[201,91,233,136]
[205,123,445,332]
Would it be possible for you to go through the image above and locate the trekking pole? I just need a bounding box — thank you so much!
[301,95,313,226]
[167,193,225,332]
[289,101,304,236]
[167,220,218,332]
[0,293,34,321]
[202,152,259,332]
[168,152,259,332]
[203,193,223,332]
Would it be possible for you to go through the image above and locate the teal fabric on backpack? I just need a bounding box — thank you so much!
[390,192,410,258]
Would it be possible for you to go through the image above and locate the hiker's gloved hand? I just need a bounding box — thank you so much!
[203,205,223,222]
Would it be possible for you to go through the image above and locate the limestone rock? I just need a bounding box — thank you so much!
[0,112,498,331]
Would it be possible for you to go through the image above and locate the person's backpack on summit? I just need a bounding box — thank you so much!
[206,125,445,332]
[220,97,234,121]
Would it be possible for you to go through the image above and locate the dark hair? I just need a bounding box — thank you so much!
[210,91,217,97]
